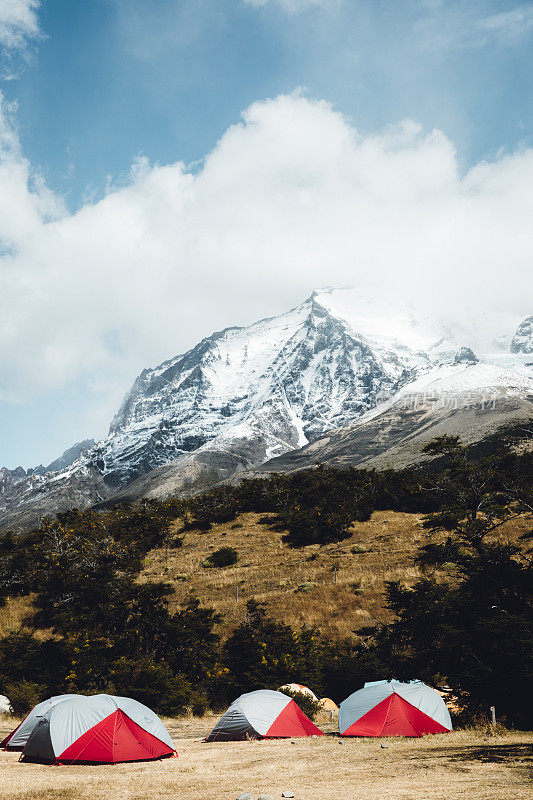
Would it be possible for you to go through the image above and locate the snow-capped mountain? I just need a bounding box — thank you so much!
[1,290,531,531]
[87,289,477,488]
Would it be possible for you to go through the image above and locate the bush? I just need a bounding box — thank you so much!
[5,680,43,715]
[203,547,239,568]
[108,658,207,716]
[294,582,315,593]
[280,688,322,721]
[187,488,239,529]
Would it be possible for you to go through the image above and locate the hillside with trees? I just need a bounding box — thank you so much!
[0,433,530,728]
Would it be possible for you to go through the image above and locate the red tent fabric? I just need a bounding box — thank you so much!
[264,699,321,737]
[57,710,173,764]
[342,693,449,737]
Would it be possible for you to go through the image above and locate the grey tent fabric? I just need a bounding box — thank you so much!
[237,690,292,736]
[3,694,80,750]
[339,682,395,733]
[46,695,115,758]
[0,695,12,713]
[206,707,254,741]
[39,694,174,757]
[21,717,55,762]
[206,690,292,741]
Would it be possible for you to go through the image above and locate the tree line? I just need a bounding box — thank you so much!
[0,432,530,728]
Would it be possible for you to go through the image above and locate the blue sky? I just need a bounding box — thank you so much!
[8,0,533,206]
[0,0,532,468]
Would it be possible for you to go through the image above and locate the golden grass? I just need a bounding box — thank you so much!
[139,510,532,638]
[0,712,530,800]
[0,596,35,638]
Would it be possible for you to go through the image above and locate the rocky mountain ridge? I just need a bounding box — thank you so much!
[511,316,533,354]
[1,290,531,530]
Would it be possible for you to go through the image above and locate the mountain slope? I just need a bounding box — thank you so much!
[244,364,533,475]
[1,292,531,530]
[91,290,467,489]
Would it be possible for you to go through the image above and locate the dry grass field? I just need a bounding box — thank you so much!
[1,510,531,799]
[139,510,531,637]
[1,510,529,640]
[0,714,531,800]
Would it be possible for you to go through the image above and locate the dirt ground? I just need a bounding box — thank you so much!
[1,714,531,800]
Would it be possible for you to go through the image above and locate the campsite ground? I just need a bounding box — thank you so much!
[1,714,531,800]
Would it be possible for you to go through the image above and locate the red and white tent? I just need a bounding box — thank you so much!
[206,689,324,741]
[339,680,452,738]
[1,694,81,751]
[19,694,175,764]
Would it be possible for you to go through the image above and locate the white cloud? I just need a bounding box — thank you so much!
[243,0,331,13]
[478,6,533,44]
[0,0,40,49]
[416,3,533,52]
[0,91,531,423]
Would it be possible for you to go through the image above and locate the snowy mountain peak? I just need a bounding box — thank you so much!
[1,291,531,531]
[91,289,474,488]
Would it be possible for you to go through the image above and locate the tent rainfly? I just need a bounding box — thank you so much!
[278,683,318,701]
[0,694,12,714]
[206,689,324,741]
[1,694,81,751]
[339,680,452,738]
[19,694,175,764]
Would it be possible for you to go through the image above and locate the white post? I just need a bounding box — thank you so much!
[490,706,496,726]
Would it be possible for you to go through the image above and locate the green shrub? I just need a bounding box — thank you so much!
[294,582,315,593]
[280,688,322,721]
[5,679,43,715]
[108,658,207,716]
[203,547,239,568]
[440,562,458,571]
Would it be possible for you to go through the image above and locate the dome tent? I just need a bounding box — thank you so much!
[278,683,318,701]
[339,680,452,738]
[0,695,12,714]
[1,694,81,751]
[319,697,338,713]
[20,694,175,764]
[206,689,324,741]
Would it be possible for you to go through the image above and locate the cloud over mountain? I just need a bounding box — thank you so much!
[0,90,531,429]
